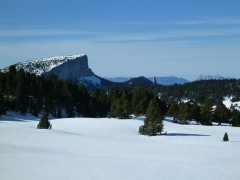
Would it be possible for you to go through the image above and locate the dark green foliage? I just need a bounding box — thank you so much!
[154,79,240,104]
[15,68,27,114]
[1,66,240,130]
[230,106,240,127]
[131,87,153,115]
[86,98,97,118]
[177,102,192,124]
[223,132,229,141]
[91,89,108,117]
[110,94,131,119]
[213,100,230,125]
[37,113,52,129]
[199,100,213,125]
[0,92,6,116]
[167,101,179,123]
[192,102,201,124]
[139,98,164,136]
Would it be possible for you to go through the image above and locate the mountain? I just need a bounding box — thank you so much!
[125,76,154,86]
[197,75,228,81]
[108,76,188,85]
[148,76,188,85]
[0,54,115,89]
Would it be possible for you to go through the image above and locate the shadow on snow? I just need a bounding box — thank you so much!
[164,133,210,137]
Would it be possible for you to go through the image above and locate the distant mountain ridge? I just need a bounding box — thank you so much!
[197,75,229,81]
[108,76,189,85]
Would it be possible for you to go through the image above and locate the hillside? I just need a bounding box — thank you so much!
[1,114,240,180]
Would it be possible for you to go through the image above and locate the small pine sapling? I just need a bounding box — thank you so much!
[223,132,229,142]
[37,113,52,129]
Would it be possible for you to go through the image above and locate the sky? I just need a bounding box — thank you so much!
[0,0,239,80]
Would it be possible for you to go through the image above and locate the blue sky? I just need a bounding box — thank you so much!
[0,0,239,80]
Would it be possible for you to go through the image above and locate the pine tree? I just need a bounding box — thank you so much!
[230,105,240,127]
[131,87,152,116]
[199,99,213,125]
[0,92,6,116]
[86,98,97,118]
[167,101,178,123]
[192,102,201,124]
[139,98,164,136]
[177,102,192,124]
[110,95,130,119]
[15,69,27,114]
[213,101,230,125]
[37,113,52,129]
[223,132,229,141]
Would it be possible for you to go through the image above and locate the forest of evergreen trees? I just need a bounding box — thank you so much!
[0,66,240,127]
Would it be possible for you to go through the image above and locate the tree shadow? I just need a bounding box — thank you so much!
[164,133,210,137]
[0,114,40,122]
[134,116,145,121]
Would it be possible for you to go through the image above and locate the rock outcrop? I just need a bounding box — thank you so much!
[44,55,94,80]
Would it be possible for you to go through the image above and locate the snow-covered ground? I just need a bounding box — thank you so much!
[223,97,240,111]
[1,114,240,180]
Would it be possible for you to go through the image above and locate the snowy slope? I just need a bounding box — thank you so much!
[1,115,240,180]
[223,97,240,111]
[1,54,85,75]
[77,75,101,86]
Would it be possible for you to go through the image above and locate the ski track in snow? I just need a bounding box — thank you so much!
[1,114,240,180]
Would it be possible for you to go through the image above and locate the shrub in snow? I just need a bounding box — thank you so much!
[37,113,52,129]
[223,132,229,141]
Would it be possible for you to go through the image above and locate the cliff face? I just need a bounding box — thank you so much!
[43,55,94,80]
[0,54,115,90]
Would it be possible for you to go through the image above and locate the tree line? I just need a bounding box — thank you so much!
[154,79,240,103]
[0,66,240,128]
[0,66,165,119]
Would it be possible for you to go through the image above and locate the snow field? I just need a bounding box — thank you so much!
[1,115,240,180]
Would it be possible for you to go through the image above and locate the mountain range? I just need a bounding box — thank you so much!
[196,75,229,81]
[107,76,188,85]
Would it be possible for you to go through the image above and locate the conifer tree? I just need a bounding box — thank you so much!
[139,98,164,136]
[131,87,152,116]
[167,101,178,123]
[110,94,130,119]
[230,105,240,127]
[0,92,6,116]
[199,100,213,125]
[192,102,201,124]
[213,101,230,125]
[37,113,52,129]
[177,102,192,124]
[223,132,229,141]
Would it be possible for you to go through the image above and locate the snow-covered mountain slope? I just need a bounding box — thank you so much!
[1,114,240,180]
[1,54,86,75]
[223,97,240,111]
[107,77,131,83]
